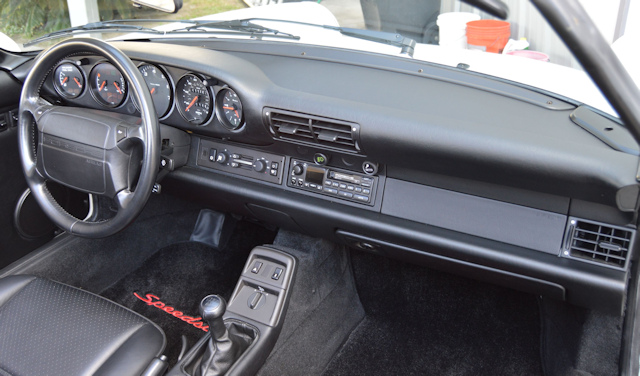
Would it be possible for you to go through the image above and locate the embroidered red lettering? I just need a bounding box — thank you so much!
[133,292,208,332]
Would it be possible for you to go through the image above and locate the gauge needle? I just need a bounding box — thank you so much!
[61,77,68,84]
[99,81,106,91]
[150,88,156,95]
[186,96,198,111]
[113,82,122,94]
[234,110,240,119]
[73,77,81,87]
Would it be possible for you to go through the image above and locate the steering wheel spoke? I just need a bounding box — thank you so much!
[115,189,135,211]
[22,96,54,118]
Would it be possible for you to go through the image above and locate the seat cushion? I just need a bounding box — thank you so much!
[0,275,166,376]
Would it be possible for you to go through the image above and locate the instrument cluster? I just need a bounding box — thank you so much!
[50,59,245,131]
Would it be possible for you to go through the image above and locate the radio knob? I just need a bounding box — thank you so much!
[254,159,266,173]
[292,164,303,175]
[216,152,228,164]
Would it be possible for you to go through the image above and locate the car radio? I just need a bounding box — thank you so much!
[287,159,377,205]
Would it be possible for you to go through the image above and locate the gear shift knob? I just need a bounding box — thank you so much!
[199,295,228,340]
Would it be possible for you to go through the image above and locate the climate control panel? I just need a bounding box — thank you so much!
[288,159,377,205]
[197,139,285,184]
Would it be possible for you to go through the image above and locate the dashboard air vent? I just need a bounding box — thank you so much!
[265,108,360,152]
[564,218,634,269]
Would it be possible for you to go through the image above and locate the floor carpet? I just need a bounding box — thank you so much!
[322,250,543,376]
[100,220,276,365]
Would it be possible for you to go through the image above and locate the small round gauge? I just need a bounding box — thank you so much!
[53,63,84,98]
[138,64,172,117]
[216,88,244,130]
[90,63,127,107]
[176,74,212,125]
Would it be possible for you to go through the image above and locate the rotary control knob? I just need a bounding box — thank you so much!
[216,152,228,164]
[254,159,267,173]
[292,164,303,175]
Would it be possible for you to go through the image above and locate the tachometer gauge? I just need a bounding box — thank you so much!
[53,63,84,98]
[216,88,243,130]
[176,74,212,125]
[90,63,127,107]
[138,64,172,117]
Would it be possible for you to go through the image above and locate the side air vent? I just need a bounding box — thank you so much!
[265,108,360,152]
[563,218,635,269]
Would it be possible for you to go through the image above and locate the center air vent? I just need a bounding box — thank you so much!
[563,218,634,269]
[265,108,360,152]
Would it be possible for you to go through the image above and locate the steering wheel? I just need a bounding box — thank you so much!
[18,38,160,238]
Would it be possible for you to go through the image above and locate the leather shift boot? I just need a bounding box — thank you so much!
[195,322,254,376]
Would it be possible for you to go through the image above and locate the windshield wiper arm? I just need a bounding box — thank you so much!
[25,21,163,47]
[224,18,416,57]
[170,19,299,39]
[325,26,416,57]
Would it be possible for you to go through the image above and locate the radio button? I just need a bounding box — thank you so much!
[363,189,371,194]
[354,194,370,202]
[355,187,362,193]
[297,179,304,186]
[309,183,317,189]
[291,177,297,185]
[324,180,332,186]
[332,182,339,188]
[339,183,347,189]
[324,187,338,194]
[338,191,353,198]
[347,185,355,191]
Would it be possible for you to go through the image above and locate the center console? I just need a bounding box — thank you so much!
[167,247,296,376]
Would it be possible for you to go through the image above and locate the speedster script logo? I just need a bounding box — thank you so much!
[133,292,209,332]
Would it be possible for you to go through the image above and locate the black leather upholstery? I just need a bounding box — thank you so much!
[0,275,166,376]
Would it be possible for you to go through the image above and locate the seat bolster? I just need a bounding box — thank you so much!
[0,275,37,307]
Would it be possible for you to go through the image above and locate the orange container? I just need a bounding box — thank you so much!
[466,20,511,53]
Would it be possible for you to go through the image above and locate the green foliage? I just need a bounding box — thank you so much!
[0,0,69,39]
[0,0,144,41]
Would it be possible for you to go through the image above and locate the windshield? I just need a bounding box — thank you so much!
[0,0,636,116]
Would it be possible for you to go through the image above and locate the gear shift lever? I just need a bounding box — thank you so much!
[195,295,247,376]
[200,295,228,341]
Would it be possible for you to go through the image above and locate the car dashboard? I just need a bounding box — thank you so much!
[25,38,640,314]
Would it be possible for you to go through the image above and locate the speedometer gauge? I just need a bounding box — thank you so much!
[53,63,84,98]
[176,74,212,125]
[138,64,172,117]
[90,63,127,107]
[216,88,243,130]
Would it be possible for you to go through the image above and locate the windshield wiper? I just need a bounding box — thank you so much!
[25,21,164,47]
[25,18,300,47]
[169,19,299,40]
[325,27,416,57]
[220,18,416,57]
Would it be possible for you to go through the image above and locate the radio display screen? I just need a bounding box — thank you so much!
[306,166,325,185]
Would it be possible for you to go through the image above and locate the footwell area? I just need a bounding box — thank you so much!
[322,251,543,376]
[100,221,276,365]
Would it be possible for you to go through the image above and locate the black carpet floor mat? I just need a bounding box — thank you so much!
[322,251,543,376]
[100,221,276,365]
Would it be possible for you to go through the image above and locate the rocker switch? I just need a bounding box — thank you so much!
[251,261,263,274]
[271,267,283,280]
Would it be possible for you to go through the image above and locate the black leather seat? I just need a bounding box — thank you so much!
[0,275,166,376]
